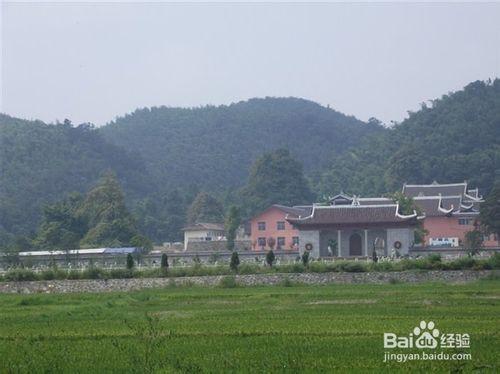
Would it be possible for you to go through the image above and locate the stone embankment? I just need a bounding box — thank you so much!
[0,270,495,294]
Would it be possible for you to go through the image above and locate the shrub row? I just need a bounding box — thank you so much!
[1,253,499,282]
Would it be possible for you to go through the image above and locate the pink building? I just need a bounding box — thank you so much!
[402,182,498,247]
[250,181,498,254]
[249,205,311,251]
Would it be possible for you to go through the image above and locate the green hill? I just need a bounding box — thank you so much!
[1,98,377,246]
[0,116,150,244]
[100,97,380,191]
[2,82,498,247]
[316,79,500,197]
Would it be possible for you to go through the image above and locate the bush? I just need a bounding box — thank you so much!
[40,269,56,280]
[238,263,261,275]
[67,270,82,280]
[82,267,107,279]
[4,268,38,282]
[428,254,442,263]
[139,268,163,278]
[341,262,367,273]
[301,251,310,266]
[109,269,134,279]
[160,253,169,271]
[400,257,440,271]
[487,253,500,269]
[230,251,240,272]
[38,267,66,280]
[369,261,396,272]
[291,263,305,273]
[169,267,187,278]
[126,254,135,270]
[447,257,476,270]
[187,263,206,276]
[219,275,237,288]
[266,250,275,267]
[308,262,331,273]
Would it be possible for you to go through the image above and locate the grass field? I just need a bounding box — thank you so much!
[0,279,499,373]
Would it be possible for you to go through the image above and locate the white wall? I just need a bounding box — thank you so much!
[298,230,320,258]
[387,228,413,256]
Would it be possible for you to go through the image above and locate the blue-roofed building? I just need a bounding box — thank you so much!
[103,247,140,254]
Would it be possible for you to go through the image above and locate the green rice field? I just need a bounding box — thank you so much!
[0,278,499,372]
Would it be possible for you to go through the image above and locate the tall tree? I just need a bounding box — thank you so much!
[0,114,149,249]
[32,174,143,249]
[133,188,190,244]
[78,173,140,248]
[225,205,241,251]
[242,149,314,216]
[187,192,224,224]
[33,193,86,250]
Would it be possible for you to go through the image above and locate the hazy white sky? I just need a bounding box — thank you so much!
[1,1,500,125]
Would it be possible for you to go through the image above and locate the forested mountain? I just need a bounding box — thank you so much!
[1,81,499,249]
[316,79,500,197]
[0,115,150,245]
[0,98,376,247]
[100,97,380,191]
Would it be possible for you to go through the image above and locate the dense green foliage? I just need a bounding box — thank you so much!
[3,254,499,281]
[33,173,142,249]
[301,251,310,266]
[464,229,484,256]
[266,250,276,267]
[126,253,134,270]
[0,117,149,247]
[100,97,377,192]
[242,149,314,216]
[480,182,500,236]
[132,189,195,244]
[160,253,169,270]
[2,81,499,249]
[225,206,241,251]
[187,192,224,224]
[229,251,240,271]
[316,79,500,197]
[0,280,498,372]
[31,193,86,250]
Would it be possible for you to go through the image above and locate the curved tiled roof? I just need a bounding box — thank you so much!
[403,182,467,198]
[412,195,479,217]
[272,204,311,217]
[357,197,393,205]
[286,204,418,226]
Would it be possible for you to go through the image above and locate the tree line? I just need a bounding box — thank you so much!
[1,80,499,251]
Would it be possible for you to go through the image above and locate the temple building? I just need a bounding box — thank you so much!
[286,197,422,258]
[402,181,497,247]
[248,181,498,258]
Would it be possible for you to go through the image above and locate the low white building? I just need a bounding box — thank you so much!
[182,223,226,251]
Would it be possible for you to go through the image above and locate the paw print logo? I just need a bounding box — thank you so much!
[414,320,440,349]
